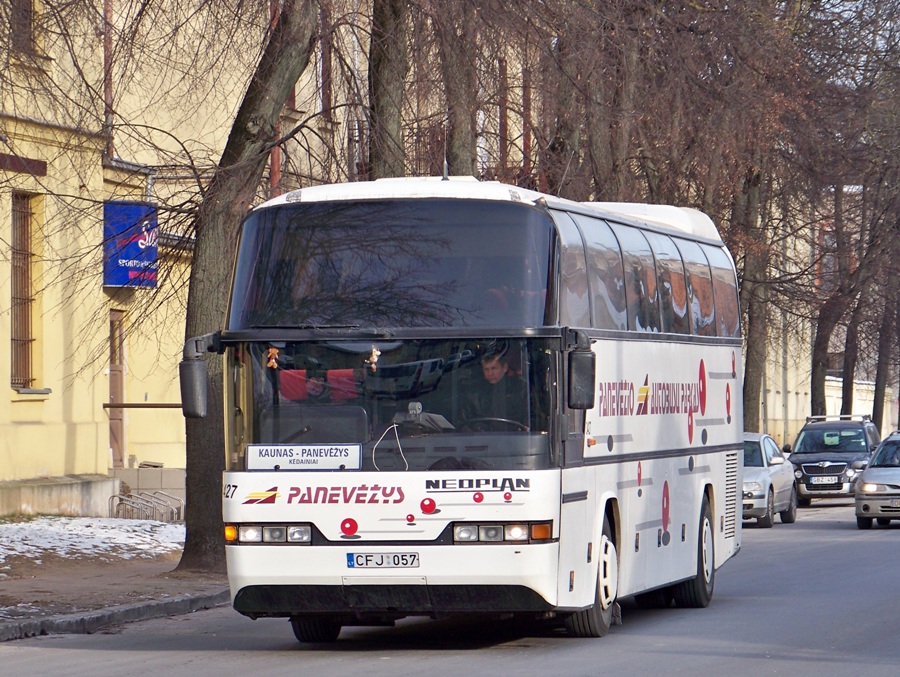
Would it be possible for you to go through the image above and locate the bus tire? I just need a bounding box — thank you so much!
[290,615,342,643]
[564,514,617,638]
[673,495,714,609]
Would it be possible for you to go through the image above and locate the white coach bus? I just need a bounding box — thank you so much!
[180,177,742,642]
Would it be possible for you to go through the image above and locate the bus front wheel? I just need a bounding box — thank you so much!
[290,615,342,643]
[673,495,714,608]
[564,514,617,638]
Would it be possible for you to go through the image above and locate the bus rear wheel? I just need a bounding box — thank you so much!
[673,496,714,608]
[564,515,617,638]
[290,615,342,643]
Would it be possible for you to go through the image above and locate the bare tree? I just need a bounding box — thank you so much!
[179,0,319,571]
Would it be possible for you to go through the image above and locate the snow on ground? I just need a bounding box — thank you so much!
[0,516,185,568]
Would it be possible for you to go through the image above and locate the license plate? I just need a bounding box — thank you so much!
[347,553,420,569]
[810,476,839,485]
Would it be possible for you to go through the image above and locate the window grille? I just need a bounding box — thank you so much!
[11,192,35,389]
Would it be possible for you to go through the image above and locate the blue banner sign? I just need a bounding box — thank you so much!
[103,201,158,288]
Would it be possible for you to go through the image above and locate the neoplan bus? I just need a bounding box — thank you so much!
[180,177,743,643]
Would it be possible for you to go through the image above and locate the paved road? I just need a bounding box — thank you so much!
[2,499,896,677]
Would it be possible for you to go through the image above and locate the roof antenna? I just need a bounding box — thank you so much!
[442,157,449,181]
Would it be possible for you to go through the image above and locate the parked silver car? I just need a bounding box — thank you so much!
[855,431,900,529]
[743,432,798,527]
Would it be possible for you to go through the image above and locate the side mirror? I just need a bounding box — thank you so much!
[179,333,218,419]
[567,329,595,410]
[769,455,784,466]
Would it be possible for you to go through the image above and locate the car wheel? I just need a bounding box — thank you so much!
[564,514,617,638]
[876,518,891,526]
[779,485,798,524]
[757,490,775,528]
[290,616,342,643]
[856,516,873,530]
[673,496,714,608]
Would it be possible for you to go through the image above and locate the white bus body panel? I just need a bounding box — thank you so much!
[224,469,564,606]
[557,337,742,605]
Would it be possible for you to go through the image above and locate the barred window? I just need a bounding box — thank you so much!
[11,192,35,389]
[10,0,35,54]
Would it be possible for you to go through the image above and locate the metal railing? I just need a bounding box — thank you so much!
[108,491,184,522]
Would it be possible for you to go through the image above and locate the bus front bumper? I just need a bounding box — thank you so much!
[227,542,561,619]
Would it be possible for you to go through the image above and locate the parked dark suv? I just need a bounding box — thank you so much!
[786,415,880,507]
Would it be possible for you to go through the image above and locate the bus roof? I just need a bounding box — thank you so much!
[260,177,723,243]
[581,202,722,241]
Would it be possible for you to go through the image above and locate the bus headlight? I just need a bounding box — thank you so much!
[454,525,480,542]
[479,525,504,541]
[287,525,312,542]
[263,526,287,542]
[504,524,529,541]
[238,525,263,542]
[228,523,312,544]
[453,521,552,543]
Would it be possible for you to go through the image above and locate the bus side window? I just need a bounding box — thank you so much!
[703,245,741,337]
[609,223,660,332]
[554,213,591,327]
[674,239,717,336]
[574,215,627,331]
[645,232,690,334]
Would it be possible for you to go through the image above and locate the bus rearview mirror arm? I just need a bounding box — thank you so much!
[179,332,220,419]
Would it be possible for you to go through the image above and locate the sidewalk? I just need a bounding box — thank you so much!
[0,516,229,642]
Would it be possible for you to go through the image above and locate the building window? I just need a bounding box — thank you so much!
[10,0,36,54]
[11,192,35,389]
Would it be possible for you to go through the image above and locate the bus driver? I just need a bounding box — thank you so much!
[462,350,529,429]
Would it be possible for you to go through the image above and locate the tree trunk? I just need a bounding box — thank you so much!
[810,295,851,417]
[368,0,408,179]
[737,168,766,433]
[542,30,582,198]
[435,1,477,176]
[872,297,896,433]
[177,0,318,573]
[840,295,863,416]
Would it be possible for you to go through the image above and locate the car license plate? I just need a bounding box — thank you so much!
[810,476,839,485]
[347,553,420,569]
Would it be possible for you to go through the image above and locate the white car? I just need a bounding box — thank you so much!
[743,432,798,527]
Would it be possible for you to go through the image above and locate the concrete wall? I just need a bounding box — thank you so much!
[0,475,120,517]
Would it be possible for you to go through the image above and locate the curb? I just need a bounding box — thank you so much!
[0,589,230,642]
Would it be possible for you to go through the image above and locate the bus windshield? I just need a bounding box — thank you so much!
[227,200,553,330]
[228,337,556,472]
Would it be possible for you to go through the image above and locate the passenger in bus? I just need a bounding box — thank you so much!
[305,369,331,403]
[462,350,529,428]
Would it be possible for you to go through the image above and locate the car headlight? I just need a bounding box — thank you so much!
[858,483,885,493]
[794,469,803,479]
[846,468,858,479]
[743,481,762,492]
